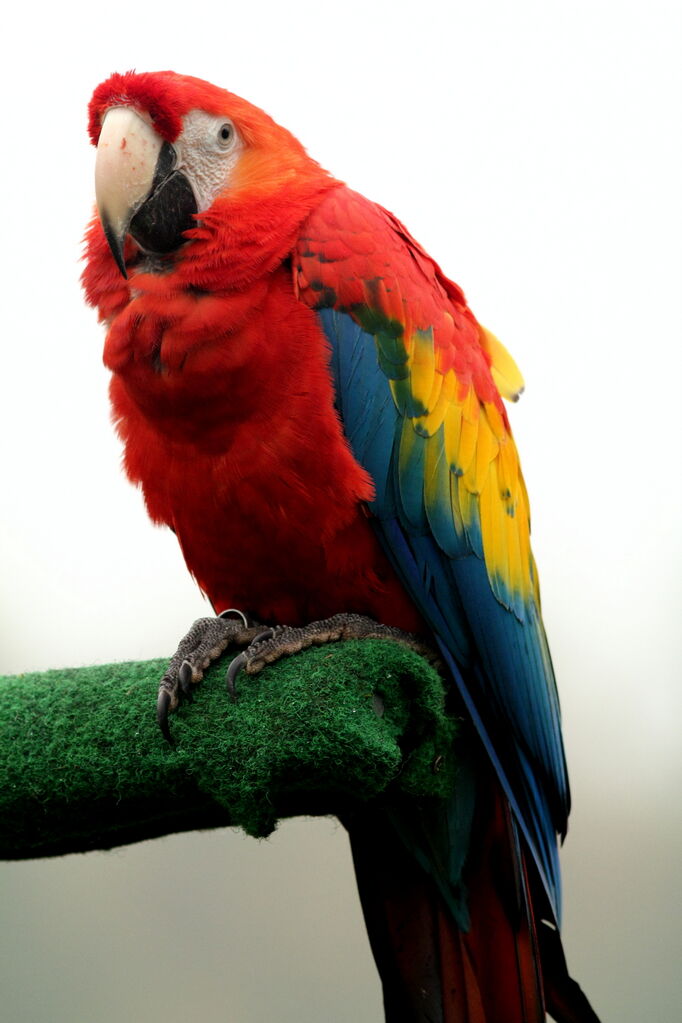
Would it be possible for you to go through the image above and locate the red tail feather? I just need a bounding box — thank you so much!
[345,780,549,1023]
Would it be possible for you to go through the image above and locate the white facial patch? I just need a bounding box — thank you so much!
[173,110,244,213]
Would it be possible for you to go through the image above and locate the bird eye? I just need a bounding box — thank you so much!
[217,122,234,147]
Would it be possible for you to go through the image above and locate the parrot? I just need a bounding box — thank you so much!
[82,70,600,1022]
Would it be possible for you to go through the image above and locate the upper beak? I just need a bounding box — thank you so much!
[95,107,163,278]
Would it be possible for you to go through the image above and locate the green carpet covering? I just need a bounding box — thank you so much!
[0,640,459,860]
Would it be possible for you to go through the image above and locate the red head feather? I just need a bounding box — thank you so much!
[88,70,300,151]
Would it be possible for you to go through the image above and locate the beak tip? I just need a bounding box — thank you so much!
[102,218,129,280]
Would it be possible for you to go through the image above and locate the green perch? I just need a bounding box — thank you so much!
[0,640,459,860]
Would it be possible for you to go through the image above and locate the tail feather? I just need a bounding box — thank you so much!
[344,786,545,1022]
[536,916,602,1023]
[459,785,545,1022]
[343,773,600,1022]
[346,806,489,1022]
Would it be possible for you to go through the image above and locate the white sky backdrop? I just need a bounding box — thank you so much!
[1,1,680,1020]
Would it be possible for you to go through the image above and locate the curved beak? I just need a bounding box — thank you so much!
[95,107,164,278]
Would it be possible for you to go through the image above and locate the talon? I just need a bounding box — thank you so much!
[157,689,173,744]
[226,652,248,700]
[179,659,194,695]
[253,628,276,645]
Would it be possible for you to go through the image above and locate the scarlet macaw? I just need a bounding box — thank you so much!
[83,71,600,1022]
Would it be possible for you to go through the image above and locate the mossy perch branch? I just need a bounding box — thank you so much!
[0,641,459,861]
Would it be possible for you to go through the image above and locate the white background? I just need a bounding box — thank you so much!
[1,1,680,1019]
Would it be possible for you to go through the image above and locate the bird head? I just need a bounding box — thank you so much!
[88,71,333,279]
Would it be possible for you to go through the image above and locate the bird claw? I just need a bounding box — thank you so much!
[226,628,275,698]
[157,611,264,741]
[226,652,248,700]
[156,689,173,744]
[223,613,433,694]
[159,611,434,740]
[179,660,195,697]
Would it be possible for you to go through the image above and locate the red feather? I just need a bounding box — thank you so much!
[84,229,422,630]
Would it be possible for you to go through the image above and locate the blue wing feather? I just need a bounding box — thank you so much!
[319,307,568,921]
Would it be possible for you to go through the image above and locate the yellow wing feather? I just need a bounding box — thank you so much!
[395,317,534,615]
[480,325,525,401]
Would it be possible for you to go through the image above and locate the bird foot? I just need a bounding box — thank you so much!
[225,612,436,695]
[157,609,266,741]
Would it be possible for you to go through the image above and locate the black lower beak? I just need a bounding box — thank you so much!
[129,141,198,259]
